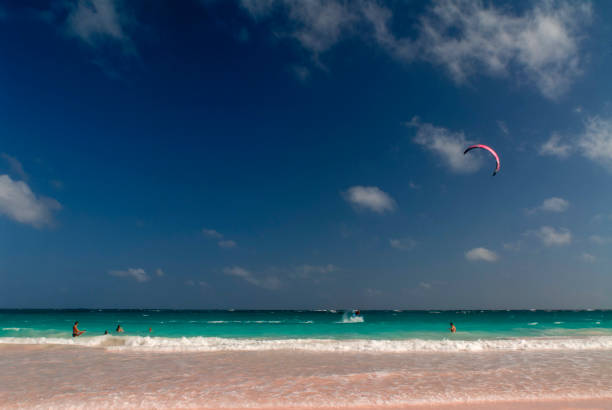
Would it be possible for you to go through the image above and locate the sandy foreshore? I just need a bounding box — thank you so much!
[1,343,611,409]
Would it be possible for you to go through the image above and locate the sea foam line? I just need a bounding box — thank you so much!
[2,335,612,353]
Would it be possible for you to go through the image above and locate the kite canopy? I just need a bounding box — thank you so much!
[463,144,500,176]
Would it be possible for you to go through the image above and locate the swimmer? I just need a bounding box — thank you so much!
[72,321,85,337]
[116,324,124,333]
[449,322,456,333]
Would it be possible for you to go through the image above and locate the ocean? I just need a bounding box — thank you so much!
[1,309,612,408]
[1,309,611,349]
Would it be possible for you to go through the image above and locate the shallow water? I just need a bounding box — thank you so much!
[1,309,611,341]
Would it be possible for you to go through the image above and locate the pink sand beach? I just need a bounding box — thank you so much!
[1,343,611,409]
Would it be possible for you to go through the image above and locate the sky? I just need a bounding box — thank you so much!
[1,0,612,309]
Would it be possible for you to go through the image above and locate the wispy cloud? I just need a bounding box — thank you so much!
[1,153,28,181]
[416,1,591,99]
[223,266,281,290]
[497,121,509,135]
[202,228,223,238]
[0,175,62,228]
[155,268,165,277]
[577,116,612,166]
[389,238,417,251]
[542,116,612,169]
[203,228,238,248]
[241,0,591,98]
[418,280,447,290]
[540,133,571,158]
[218,239,237,248]
[290,264,338,279]
[589,235,611,245]
[581,252,596,263]
[530,226,572,246]
[409,117,480,173]
[343,186,396,214]
[66,0,134,53]
[465,247,499,262]
[503,241,522,251]
[108,267,149,282]
[365,288,382,297]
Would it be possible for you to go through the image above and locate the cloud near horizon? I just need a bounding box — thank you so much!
[343,186,396,214]
[223,266,281,290]
[108,268,149,282]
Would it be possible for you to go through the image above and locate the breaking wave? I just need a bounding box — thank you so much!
[2,335,612,353]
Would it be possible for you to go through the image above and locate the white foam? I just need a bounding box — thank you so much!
[528,322,539,325]
[3,335,612,353]
[2,328,21,331]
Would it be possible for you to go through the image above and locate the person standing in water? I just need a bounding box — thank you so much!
[116,324,124,333]
[72,321,85,337]
[449,322,456,333]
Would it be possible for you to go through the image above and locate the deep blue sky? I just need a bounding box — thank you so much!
[1,0,612,309]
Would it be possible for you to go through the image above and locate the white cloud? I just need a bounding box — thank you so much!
[223,266,281,290]
[202,228,223,238]
[417,1,591,99]
[0,175,62,228]
[409,117,480,173]
[533,226,572,246]
[408,181,420,189]
[241,0,591,99]
[581,252,596,262]
[1,153,28,181]
[343,186,396,214]
[389,238,416,251]
[529,197,570,214]
[465,247,499,262]
[218,240,237,248]
[155,268,165,277]
[419,281,432,290]
[540,197,569,212]
[540,133,571,158]
[66,0,133,51]
[108,268,149,282]
[577,116,612,165]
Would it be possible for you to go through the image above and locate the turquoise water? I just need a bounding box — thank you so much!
[1,309,611,340]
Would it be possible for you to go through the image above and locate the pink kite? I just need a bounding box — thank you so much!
[463,144,500,176]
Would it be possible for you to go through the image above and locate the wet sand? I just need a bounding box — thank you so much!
[1,344,611,409]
